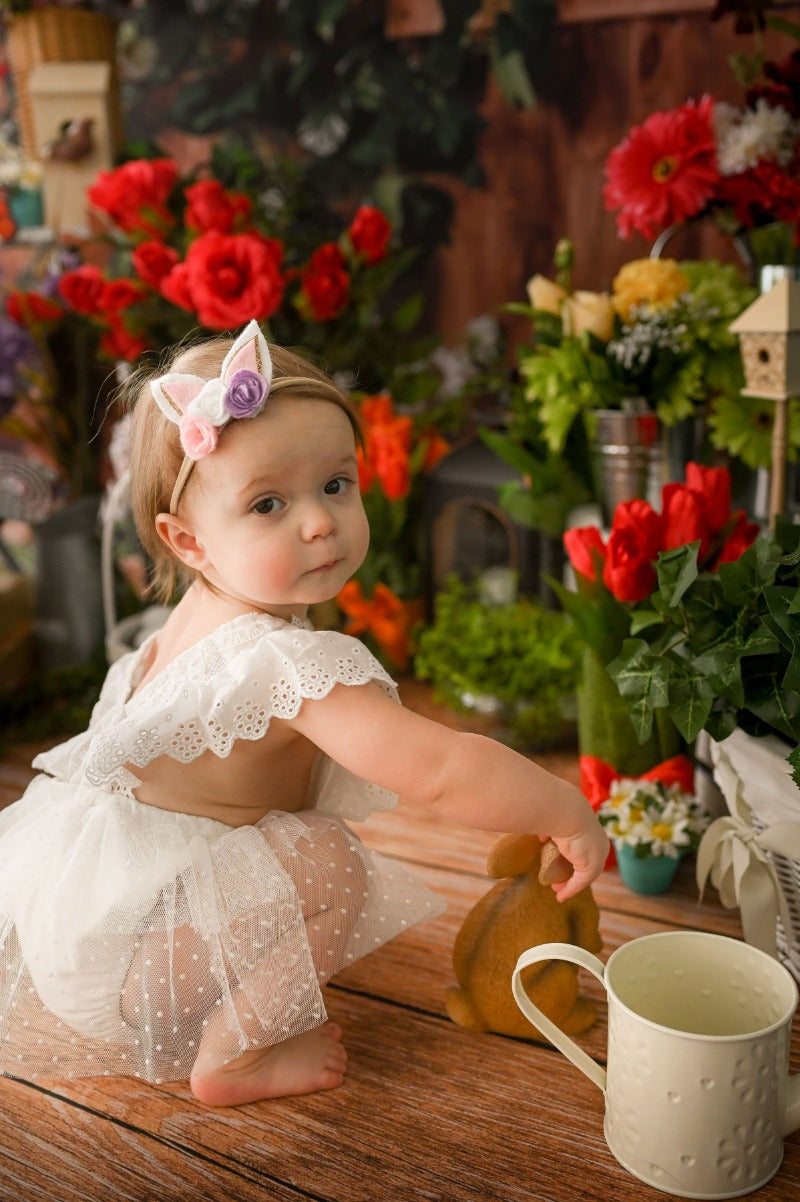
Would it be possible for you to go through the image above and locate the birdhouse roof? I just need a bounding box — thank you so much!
[729,275,800,334]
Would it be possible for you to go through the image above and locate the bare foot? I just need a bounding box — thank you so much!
[190,1022,347,1107]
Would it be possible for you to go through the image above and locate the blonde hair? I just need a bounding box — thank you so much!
[124,330,359,604]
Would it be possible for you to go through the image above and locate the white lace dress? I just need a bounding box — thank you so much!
[0,614,443,1084]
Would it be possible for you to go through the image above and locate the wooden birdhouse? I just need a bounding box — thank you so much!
[29,61,119,234]
[729,275,800,401]
[729,274,800,525]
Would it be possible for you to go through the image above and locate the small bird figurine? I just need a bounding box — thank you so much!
[45,118,95,163]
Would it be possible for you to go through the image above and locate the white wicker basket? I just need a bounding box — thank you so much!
[750,809,800,976]
[707,729,800,982]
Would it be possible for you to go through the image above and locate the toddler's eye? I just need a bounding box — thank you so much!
[324,476,351,496]
[252,495,284,516]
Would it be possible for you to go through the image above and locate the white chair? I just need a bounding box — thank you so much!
[101,467,170,662]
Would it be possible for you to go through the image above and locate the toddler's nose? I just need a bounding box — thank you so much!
[302,500,336,540]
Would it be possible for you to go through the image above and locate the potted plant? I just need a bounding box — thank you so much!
[597,774,711,895]
[552,460,787,780]
[492,244,758,518]
[555,459,800,771]
[413,573,581,751]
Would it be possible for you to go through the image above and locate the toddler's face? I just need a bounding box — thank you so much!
[178,396,369,619]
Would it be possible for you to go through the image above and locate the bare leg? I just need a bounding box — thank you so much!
[121,817,365,1102]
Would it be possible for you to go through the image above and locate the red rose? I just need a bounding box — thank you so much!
[602,524,658,602]
[661,482,710,560]
[685,461,731,534]
[716,510,760,567]
[102,278,142,312]
[300,243,350,321]
[184,180,252,234]
[348,205,392,264]
[99,318,149,362]
[6,290,63,325]
[57,265,107,316]
[88,158,178,237]
[132,240,179,289]
[160,231,285,330]
[564,525,607,582]
[159,262,194,313]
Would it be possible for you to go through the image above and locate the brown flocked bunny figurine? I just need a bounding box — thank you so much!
[446,836,602,1041]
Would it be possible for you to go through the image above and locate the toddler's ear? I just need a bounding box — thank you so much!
[155,512,208,571]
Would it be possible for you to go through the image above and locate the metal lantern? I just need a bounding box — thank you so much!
[729,276,800,525]
[422,438,563,613]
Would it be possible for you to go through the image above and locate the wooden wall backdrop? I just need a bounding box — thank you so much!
[428,1,800,341]
[1,2,798,345]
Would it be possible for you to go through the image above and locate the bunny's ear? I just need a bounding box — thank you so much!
[486,834,541,879]
[150,373,208,424]
[221,320,273,389]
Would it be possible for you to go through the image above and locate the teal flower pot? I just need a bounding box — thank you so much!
[615,844,682,896]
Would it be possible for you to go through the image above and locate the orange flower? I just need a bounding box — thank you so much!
[360,392,395,425]
[357,393,414,501]
[419,428,450,472]
[337,581,422,669]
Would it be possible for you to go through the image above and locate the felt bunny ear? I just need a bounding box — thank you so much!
[150,372,207,424]
[220,319,273,389]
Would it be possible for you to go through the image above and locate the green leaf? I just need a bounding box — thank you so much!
[693,643,744,703]
[489,46,536,108]
[479,428,542,477]
[667,674,715,742]
[606,639,671,742]
[655,542,700,606]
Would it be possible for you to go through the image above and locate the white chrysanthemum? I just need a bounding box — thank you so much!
[645,798,693,858]
[430,345,475,399]
[599,778,709,859]
[716,98,800,175]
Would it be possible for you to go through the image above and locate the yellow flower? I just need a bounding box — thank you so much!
[562,290,614,341]
[526,273,567,314]
[612,258,690,323]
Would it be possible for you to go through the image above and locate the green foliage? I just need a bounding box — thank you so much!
[479,427,591,538]
[0,655,106,752]
[117,1,555,248]
[510,258,758,468]
[601,519,800,781]
[414,575,581,748]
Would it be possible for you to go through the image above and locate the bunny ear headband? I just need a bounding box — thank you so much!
[151,320,346,514]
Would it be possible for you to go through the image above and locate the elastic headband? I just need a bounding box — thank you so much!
[150,321,347,514]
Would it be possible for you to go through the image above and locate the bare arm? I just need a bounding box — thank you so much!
[286,681,608,900]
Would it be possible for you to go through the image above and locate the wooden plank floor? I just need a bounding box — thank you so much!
[0,684,798,1202]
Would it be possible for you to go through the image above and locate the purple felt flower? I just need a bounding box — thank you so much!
[225,368,268,419]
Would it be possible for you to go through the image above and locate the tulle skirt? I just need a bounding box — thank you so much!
[0,775,442,1084]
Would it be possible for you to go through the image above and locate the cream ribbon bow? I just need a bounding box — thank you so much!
[696,744,800,960]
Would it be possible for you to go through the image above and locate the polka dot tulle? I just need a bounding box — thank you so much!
[0,616,443,1084]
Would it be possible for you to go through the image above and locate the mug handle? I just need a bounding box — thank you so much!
[512,942,608,1092]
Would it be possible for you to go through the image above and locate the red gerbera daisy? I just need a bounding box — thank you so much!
[603,96,721,240]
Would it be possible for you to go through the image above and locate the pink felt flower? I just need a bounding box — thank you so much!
[180,412,219,459]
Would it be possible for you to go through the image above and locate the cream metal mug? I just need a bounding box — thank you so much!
[511,931,800,1199]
